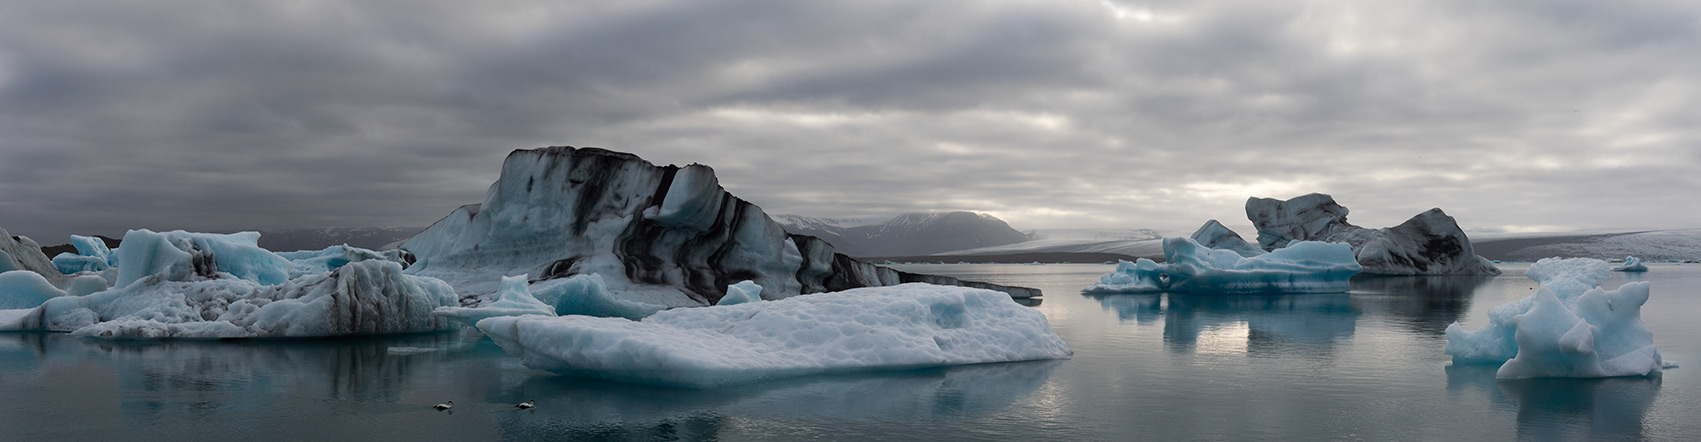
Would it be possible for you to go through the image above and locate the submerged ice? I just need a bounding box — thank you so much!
[476,283,1072,387]
[1445,258,1661,378]
[1085,222,1361,294]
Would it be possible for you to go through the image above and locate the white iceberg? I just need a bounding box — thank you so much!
[433,274,557,326]
[1084,236,1361,294]
[1445,257,1661,378]
[475,283,1071,387]
[1,229,459,339]
[1612,256,1648,272]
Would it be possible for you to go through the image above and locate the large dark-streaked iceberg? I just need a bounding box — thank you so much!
[1245,193,1500,275]
[1445,258,1661,378]
[400,146,1039,311]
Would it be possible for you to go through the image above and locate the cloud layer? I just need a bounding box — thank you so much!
[3,0,1698,242]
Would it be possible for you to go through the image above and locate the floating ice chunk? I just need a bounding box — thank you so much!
[476,283,1071,387]
[6,260,458,339]
[1613,256,1648,272]
[527,274,668,320]
[716,280,763,306]
[1445,257,1661,378]
[277,244,412,278]
[0,270,67,309]
[434,274,558,326]
[1084,237,1361,294]
[52,235,120,274]
[114,229,291,287]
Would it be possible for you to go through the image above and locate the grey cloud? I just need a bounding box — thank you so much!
[1,0,1698,243]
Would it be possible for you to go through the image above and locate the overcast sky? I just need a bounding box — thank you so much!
[2,0,1698,243]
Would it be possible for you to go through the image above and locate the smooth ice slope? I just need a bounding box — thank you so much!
[1245,194,1499,275]
[1445,258,1661,378]
[0,270,66,309]
[476,283,1072,387]
[1084,236,1361,294]
[0,227,59,279]
[1613,256,1648,272]
[433,275,557,326]
[717,280,763,306]
[1190,219,1264,258]
[528,274,667,320]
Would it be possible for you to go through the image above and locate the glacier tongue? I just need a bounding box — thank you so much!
[1245,193,1500,275]
[400,146,1040,308]
[475,283,1071,388]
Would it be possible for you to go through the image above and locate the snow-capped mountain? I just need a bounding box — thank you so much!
[775,212,1031,257]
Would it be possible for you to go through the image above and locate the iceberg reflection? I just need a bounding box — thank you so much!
[1085,292,1357,355]
[1446,363,1660,441]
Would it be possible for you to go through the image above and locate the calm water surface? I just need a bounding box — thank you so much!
[3,263,1698,441]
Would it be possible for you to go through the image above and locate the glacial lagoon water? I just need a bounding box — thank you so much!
[3,263,1699,441]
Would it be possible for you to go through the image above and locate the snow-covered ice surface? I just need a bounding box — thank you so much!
[1246,193,1500,275]
[0,229,458,339]
[476,283,1072,388]
[1445,258,1661,378]
[1613,256,1648,272]
[1084,237,1361,294]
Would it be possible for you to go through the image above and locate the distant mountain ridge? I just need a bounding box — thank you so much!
[775,212,1031,257]
[251,226,424,251]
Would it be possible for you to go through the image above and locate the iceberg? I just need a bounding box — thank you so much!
[1445,258,1661,378]
[476,283,1071,387]
[50,234,119,274]
[0,227,60,279]
[1612,256,1648,272]
[1084,234,1361,294]
[0,229,459,338]
[433,274,557,326]
[400,146,1040,311]
[1189,219,1264,258]
[1245,193,1500,275]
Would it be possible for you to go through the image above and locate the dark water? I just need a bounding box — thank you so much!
[3,263,1698,441]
